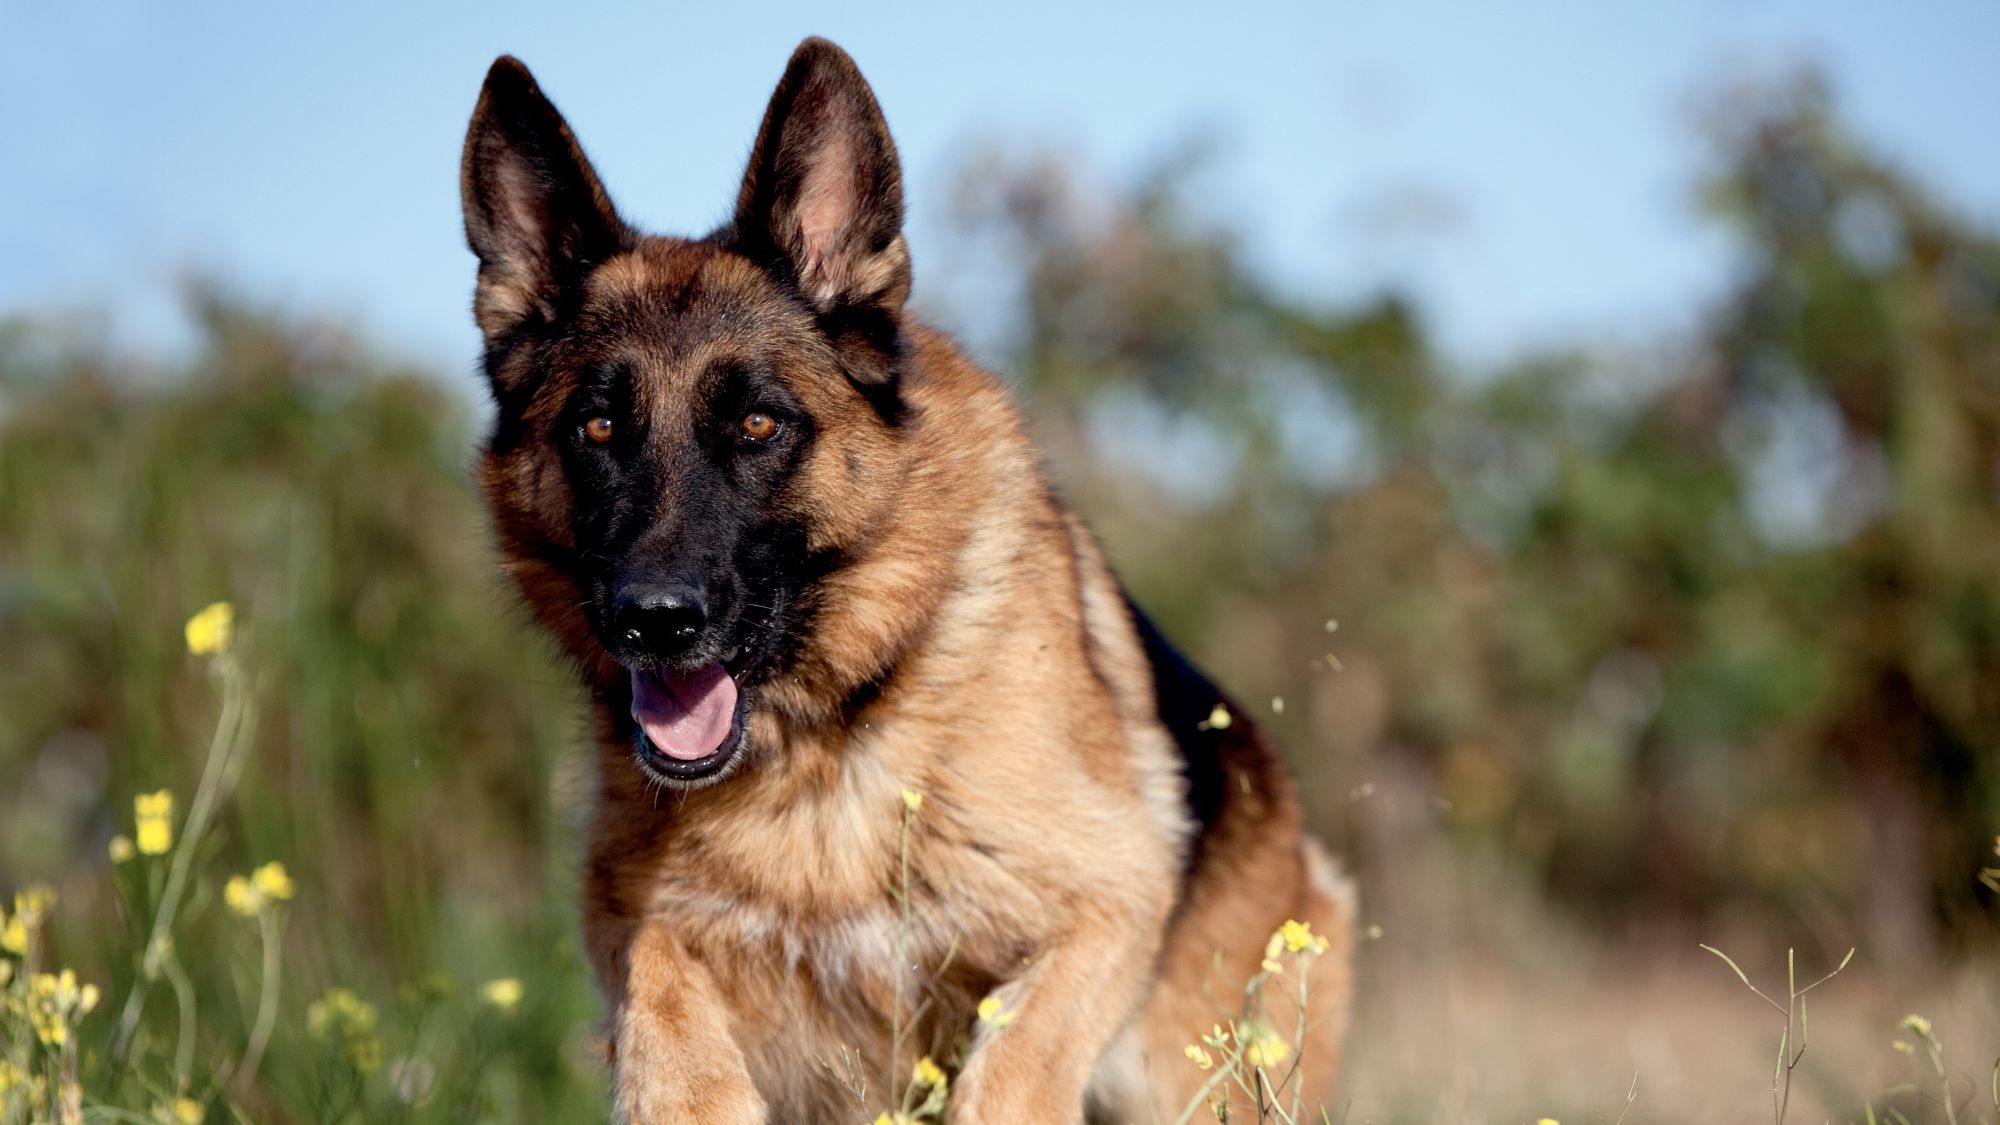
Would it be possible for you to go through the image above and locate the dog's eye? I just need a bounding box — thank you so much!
[583,417,615,444]
[740,412,779,442]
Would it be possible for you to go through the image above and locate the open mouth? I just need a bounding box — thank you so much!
[628,647,760,785]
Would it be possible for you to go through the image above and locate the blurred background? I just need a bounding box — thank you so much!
[2,1,1997,1121]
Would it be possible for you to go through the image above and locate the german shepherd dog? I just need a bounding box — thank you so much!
[460,38,1354,1123]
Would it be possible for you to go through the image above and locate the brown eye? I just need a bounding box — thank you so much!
[584,417,615,444]
[740,412,778,441]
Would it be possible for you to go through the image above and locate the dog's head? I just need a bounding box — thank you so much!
[460,39,911,788]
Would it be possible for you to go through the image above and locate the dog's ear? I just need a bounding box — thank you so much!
[461,57,627,352]
[732,38,911,328]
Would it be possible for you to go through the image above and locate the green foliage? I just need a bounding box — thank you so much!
[954,75,2000,956]
[0,298,603,1119]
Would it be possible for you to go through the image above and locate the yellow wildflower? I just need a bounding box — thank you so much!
[1279,918,1328,954]
[976,994,1016,1027]
[0,961,11,987]
[872,1115,915,1125]
[14,883,55,922]
[1243,1025,1291,1068]
[912,1055,947,1089]
[170,1097,203,1124]
[1536,1119,1561,1125]
[1901,1013,1933,1038]
[224,862,291,916]
[0,915,25,956]
[481,978,524,1013]
[1264,929,1284,965]
[901,788,923,814]
[108,835,136,863]
[0,1060,19,1095]
[1891,1039,1914,1054]
[1201,703,1232,731]
[184,601,234,656]
[308,987,384,1070]
[252,861,295,901]
[137,819,172,855]
[25,969,97,1047]
[1183,1043,1214,1070]
[224,876,262,917]
[135,790,175,855]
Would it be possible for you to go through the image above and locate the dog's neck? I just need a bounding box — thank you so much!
[758,323,1046,732]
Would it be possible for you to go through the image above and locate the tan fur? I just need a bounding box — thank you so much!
[483,297,1353,1121]
[464,43,1354,1125]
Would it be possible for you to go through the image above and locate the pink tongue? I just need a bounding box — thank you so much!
[631,664,739,761]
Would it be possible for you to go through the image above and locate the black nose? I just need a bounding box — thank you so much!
[612,582,708,655]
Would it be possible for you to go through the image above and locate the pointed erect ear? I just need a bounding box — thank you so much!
[461,57,628,348]
[732,38,911,320]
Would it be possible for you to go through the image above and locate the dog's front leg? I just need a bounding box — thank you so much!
[948,914,1163,1124]
[608,920,767,1125]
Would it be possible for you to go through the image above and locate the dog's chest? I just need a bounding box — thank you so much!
[659,883,987,1116]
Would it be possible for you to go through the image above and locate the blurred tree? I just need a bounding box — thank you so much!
[950,72,1999,961]
[0,294,604,1119]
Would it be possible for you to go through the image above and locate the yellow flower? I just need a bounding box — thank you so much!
[1901,1013,1933,1038]
[1183,1043,1213,1070]
[137,818,173,855]
[226,862,294,916]
[1201,703,1232,730]
[0,961,11,987]
[135,790,175,855]
[976,994,1015,1027]
[872,1115,915,1125]
[25,969,97,1048]
[1891,1039,1914,1054]
[481,978,524,1013]
[225,876,262,917]
[14,883,55,922]
[109,835,136,863]
[1536,1119,1561,1125]
[308,987,384,1071]
[901,788,923,813]
[0,915,25,956]
[184,601,234,656]
[252,861,295,901]
[911,1055,947,1089]
[1278,918,1329,954]
[170,1096,203,1124]
[1242,1023,1290,1068]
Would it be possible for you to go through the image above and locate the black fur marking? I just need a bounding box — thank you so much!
[1121,593,1229,860]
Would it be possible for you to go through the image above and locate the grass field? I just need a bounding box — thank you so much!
[3,593,1993,1122]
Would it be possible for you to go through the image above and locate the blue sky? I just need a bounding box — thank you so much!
[3,0,1996,378]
